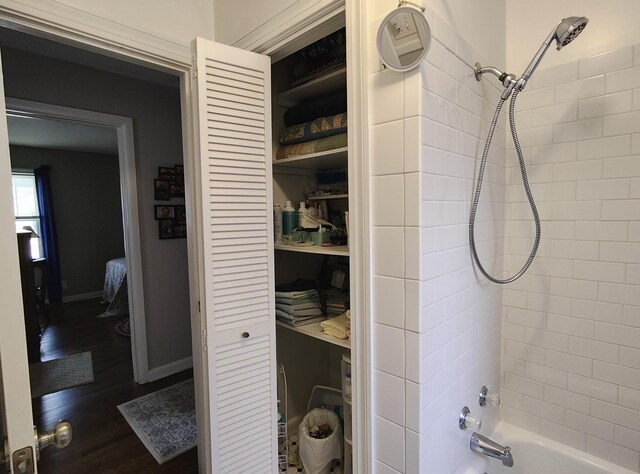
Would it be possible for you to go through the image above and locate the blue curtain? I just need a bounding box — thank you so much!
[34,165,63,304]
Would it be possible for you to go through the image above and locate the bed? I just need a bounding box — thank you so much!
[98,257,129,318]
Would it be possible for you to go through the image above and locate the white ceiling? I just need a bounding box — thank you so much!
[7,115,119,155]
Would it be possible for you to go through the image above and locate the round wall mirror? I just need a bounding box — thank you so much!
[376,6,431,71]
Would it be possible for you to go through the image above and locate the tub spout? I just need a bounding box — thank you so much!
[470,432,514,467]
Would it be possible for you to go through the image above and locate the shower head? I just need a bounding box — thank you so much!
[555,16,589,50]
[518,16,588,91]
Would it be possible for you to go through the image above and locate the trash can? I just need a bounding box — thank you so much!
[298,408,343,474]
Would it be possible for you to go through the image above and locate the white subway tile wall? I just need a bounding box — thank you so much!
[370,3,504,471]
[418,13,505,474]
[502,44,640,471]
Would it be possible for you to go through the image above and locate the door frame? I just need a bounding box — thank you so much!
[0,8,211,471]
[6,98,149,383]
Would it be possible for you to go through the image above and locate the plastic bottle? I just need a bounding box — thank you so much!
[282,201,296,235]
[273,204,283,243]
[298,201,307,228]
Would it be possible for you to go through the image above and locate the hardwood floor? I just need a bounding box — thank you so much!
[33,298,198,473]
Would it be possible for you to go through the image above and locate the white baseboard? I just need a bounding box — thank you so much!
[147,356,193,383]
[62,291,103,303]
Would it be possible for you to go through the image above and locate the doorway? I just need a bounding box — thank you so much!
[6,98,149,383]
[1,28,198,472]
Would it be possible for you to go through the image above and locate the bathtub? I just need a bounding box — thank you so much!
[459,422,638,474]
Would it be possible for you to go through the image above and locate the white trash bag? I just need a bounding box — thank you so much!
[299,408,343,474]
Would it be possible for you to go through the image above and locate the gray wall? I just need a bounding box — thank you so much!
[2,47,191,372]
[10,145,124,299]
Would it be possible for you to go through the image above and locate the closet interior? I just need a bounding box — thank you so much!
[270,17,353,474]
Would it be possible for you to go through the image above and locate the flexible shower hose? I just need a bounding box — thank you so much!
[469,90,541,284]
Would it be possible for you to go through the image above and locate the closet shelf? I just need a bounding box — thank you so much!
[274,243,349,256]
[307,193,348,201]
[277,67,347,107]
[276,320,351,349]
[273,147,348,171]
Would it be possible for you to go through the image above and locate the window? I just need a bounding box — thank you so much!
[11,171,44,259]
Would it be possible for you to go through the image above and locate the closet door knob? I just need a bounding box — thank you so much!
[242,332,250,339]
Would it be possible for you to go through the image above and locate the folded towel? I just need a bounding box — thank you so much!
[276,307,323,317]
[276,308,322,319]
[320,314,349,339]
[275,296,320,305]
[277,315,326,327]
[283,90,347,127]
[275,302,322,313]
[324,327,350,340]
[275,289,318,299]
[276,133,347,160]
[280,113,347,145]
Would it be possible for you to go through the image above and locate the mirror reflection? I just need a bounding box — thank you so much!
[377,7,431,71]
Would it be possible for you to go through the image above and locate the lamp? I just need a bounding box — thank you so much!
[22,225,40,238]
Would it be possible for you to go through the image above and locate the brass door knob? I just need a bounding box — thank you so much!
[34,420,72,460]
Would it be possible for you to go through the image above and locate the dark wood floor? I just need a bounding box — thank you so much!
[33,298,198,473]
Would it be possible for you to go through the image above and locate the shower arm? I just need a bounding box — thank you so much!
[473,63,517,99]
[474,26,556,98]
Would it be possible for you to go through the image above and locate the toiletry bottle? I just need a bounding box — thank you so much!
[298,201,307,228]
[282,201,296,235]
[273,203,283,243]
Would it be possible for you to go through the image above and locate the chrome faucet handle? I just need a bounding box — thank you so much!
[459,406,482,430]
[479,385,500,407]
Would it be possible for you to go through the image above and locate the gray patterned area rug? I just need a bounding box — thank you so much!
[29,351,94,398]
[118,378,196,464]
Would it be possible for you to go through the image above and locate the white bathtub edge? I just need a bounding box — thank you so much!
[489,421,638,474]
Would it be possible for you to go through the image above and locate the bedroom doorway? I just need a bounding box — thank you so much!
[5,101,198,472]
[7,99,150,383]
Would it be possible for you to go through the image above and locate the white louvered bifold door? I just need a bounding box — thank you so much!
[192,38,276,473]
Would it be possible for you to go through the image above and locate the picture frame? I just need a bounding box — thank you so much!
[155,205,175,220]
[175,165,184,186]
[158,219,174,239]
[174,223,187,239]
[174,205,186,224]
[154,179,171,201]
[170,182,185,198]
[158,166,176,180]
